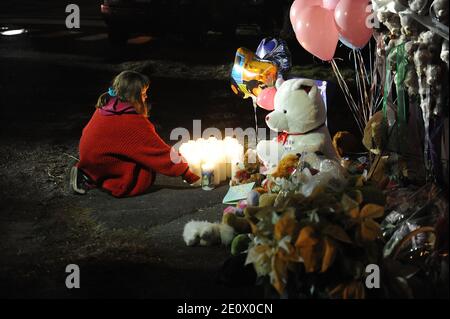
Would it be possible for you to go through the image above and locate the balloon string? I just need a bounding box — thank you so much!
[332,59,365,132]
[357,51,367,124]
[336,37,387,138]
[331,59,363,132]
[353,49,365,124]
[423,85,432,180]
[358,49,371,84]
[252,98,258,145]
[372,35,387,115]
[369,40,373,89]
[331,59,364,133]
[354,50,367,124]
[356,50,371,124]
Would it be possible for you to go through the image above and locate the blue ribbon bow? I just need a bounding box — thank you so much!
[108,87,117,97]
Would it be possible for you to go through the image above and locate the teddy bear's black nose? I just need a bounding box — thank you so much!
[266,115,270,121]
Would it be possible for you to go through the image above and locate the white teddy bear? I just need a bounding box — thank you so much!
[256,78,339,172]
[183,220,235,247]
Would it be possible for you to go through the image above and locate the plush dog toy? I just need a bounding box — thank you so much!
[183,221,235,247]
[256,78,339,172]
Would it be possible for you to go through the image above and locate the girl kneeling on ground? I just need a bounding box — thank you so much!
[71,70,199,197]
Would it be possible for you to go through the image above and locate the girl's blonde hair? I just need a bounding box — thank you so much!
[96,70,150,116]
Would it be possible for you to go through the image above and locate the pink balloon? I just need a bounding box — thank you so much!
[290,0,322,27]
[256,87,277,111]
[322,0,339,10]
[292,5,339,61]
[334,0,373,49]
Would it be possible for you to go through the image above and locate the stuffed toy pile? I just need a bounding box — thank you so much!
[184,78,344,248]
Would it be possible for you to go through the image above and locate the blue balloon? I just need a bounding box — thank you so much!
[256,38,292,78]
[339,36,360,50]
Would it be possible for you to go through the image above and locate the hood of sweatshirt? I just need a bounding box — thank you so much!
[99,97,137,116]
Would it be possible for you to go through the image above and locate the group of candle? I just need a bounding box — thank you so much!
[179,137,244,187]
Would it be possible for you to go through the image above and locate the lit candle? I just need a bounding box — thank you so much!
[181,137,245,186]
[217,140,227,182]
[224,137,240,178]
[223,137,232,178]
[205,138,222,185]
[179,141,201,186]
[196,138,207,162]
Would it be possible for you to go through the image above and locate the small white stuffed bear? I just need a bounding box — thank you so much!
[183,220,235,247]
[256,78,339,172]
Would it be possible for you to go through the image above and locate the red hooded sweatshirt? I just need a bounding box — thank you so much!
[77,97,188,197]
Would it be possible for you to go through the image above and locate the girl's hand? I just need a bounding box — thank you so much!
[182,169,200,185]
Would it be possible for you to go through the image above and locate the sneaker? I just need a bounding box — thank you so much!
[70,166,93,195]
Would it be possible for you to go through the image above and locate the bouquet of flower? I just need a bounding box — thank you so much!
[244,155,387,298]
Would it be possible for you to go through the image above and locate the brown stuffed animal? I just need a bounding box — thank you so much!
[332,131,363,157]
[243,149,260,174]
[362,111,390,187]
[271,153,300,179]
[231,149,264,186]
[362,111,385,155]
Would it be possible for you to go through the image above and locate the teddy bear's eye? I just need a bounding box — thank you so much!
[283,110,287,114]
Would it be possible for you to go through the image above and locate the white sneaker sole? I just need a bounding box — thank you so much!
[70,166,86,195]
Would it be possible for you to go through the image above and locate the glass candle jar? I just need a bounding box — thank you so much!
[201,163,215,191]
